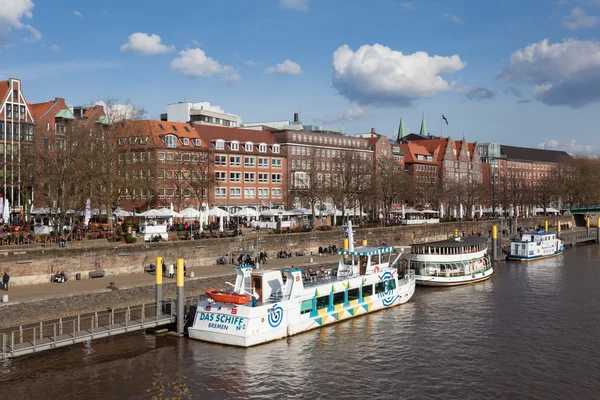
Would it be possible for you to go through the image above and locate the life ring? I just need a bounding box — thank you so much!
[374,266,380,273]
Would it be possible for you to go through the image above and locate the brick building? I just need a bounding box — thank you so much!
[196,125,286,212]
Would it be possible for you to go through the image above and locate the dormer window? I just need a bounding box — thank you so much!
[272,144,280,153]
[258,143,267,152]
[215,139,225,150]
[230,141,239,151]
[193,138,201,146]
[140,136,149,145]
[172,125,178,132]
[182,138,190,146]
[165,134,177,148]
[245,142,253,152]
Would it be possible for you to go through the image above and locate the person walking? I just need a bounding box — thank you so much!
[168,263,175,279]
[2,272,9,291]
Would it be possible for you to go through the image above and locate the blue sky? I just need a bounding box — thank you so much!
[1,0,600,153]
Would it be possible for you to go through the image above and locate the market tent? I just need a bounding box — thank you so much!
[232,207,258,218]
[179,207,201,219]
[259,209,293,217]
[289,208,311,215]
[207,206,230,217]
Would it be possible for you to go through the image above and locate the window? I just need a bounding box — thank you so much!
[271,173,282,183]
[166,152,174,161]
[272,144,280,153]
[175,153,182,162]
[158,124,165,131]
[167,188,174,198]
[165,134,177,148]
[244,188,256,198]
[272,158,282,168]
[215,140,225,150]
[230,156,241,166]
[348,288,359,301]
[182,138,189,146]
[258,157,269,168]
[300,299,313,315]
[244,157,255,167]
[158,188,166,199]
[158,169,165,179]
[184,126,190,132]
[230,188,241,198]
[215,155,227,166]
[215,171,227,182]
[291,146,296,155]
[272,188,282,198]
[230,141,239,151]
[183,153,190,162]
[333,292,345,305]
[215,188,227,198]
[258,188,269,198]
[158,152,165,161]
[244,172,255,183]
[230,172,241,182]
[193,138,201,146]
[258,173,269,183]
[43,138,49,149]
[245,142,253,152]
[316,295,329,310]
[386,279,396,291]
[140,136,149,144]
[375,282,386,295]
[362,284,373,297]
[258,143,267,152]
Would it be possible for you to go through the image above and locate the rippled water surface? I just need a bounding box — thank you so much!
[2,245,600,399]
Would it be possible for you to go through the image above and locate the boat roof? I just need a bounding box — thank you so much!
[412,236,488,248]
[523,231,555,235]
[338,245,394,256]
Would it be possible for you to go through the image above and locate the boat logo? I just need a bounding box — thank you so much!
[379,271,397,307]
[268,304,284,328]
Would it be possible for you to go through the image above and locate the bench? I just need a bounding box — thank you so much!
[89,270,105,279]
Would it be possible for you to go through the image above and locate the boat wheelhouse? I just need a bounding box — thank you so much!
[188,221,416,347]
[507,231,564,261]
[408,233,492,286]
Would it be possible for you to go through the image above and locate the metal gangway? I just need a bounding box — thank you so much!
[1,302,176,359]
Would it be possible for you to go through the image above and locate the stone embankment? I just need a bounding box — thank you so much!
[2,216,573,287]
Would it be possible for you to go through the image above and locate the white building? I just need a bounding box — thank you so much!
[162,102,241,128]
[242,113,343,133]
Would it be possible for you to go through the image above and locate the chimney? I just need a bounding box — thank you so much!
[293,112,299,122]
[370,128,376,134]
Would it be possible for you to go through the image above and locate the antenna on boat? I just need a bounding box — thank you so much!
[348,220,354,252]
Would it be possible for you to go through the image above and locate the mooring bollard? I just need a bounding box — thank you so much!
[362,239,367,246]
[597,217,600,243]
[557,220,561,238]
[156,256,163,315]
[176,258,185,334]
[492,225,498,261]
[544,220,548,232]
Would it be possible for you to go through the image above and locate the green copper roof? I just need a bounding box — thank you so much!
[97,115,111,125]
[397,116,405,141]
[55,109,75,119]
[419,113,427,136]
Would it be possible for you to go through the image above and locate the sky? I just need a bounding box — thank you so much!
[1,0,600,154]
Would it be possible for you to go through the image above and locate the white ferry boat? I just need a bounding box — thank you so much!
[188,221,416,347]
[407,233,493,286]
[507,231,564,261]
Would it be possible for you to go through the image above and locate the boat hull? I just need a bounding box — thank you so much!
[188,276,416,347]
[415,267,493,287]
[506,248,564,262]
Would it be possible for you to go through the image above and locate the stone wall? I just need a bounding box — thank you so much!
[2,216,573,286]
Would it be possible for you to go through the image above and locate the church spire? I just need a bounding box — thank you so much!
[419,112,428,137]
[397,113,406,141]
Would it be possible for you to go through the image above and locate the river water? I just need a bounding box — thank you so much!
[2,244,600,400]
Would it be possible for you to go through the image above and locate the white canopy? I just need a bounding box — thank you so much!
[179,207,201,219]
[421,209,439,214]
[324,208,343,217]
[208,206,230,217]
[260,209,293,217]
[139,208,182,218]
[233,207,258,217]
[113,210,133,217]
[534,207,560,213]
[289,208,311,215]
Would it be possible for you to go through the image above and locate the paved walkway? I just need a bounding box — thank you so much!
[1,253,338,304]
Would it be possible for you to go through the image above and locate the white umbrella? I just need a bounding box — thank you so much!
[157,207,183,218]
[471,205,475,219]
[459,204,464,219]
[516,205,520,218]
[439,203,444,219]
[113,210,133,218]
[289,208,311,215]
[401,204,406,219]
[84,199,91,227]
[3,198,9,222]
[180,207,201,219]
[453,206,457,219]
[259,209,293,217]
[509,205,514,218]
[233,207,258,218]
[479,205,483,218]
[208,206,230,217]
[219,215,224,232]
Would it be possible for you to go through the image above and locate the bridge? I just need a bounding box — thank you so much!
[0,302,177,359]
[569,205,600,214]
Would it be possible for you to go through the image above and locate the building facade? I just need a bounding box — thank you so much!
[163,102,240,128]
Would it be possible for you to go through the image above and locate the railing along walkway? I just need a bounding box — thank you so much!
[0,302,176,359]
[561,230,598,246]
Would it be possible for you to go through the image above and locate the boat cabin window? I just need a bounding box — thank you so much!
[375,282,386,295]
[253,277,261,290]
[386,279,396,291]
[362,284,373,297]
[300,300,313,315]
[316,295,329,310]
[333,292,345,305]
[348,288,359,301]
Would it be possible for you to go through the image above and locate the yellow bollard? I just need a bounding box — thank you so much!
[557,222,561,233]
[491,226,498,260]
[492,226,497,239]
[176,258,185,334]
[343,238,349,259]
[155,257,163,285]
[453,229,458,238]
[362,239,367,246]
[586,217,590,229]
[176,258,184,287]
[155,256,163,315]
[544,221,548,232]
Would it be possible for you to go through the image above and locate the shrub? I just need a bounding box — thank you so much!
[318,226,333,231]
[124,234,136,244]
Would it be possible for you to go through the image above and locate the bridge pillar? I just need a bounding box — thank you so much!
[492,225,498,261]
[176,258,185,334]
[156,257,163,315]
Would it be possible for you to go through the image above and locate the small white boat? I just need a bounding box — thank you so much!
[507,231,564,261]
[188,221,416,347]
[408,233,493,286]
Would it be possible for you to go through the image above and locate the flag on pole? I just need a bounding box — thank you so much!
[442,115,449,125]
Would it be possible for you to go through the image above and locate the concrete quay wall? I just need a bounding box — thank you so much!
[2,216,573,287]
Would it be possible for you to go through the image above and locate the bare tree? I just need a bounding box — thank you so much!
[376,158,411,220]
[290,150,325,229]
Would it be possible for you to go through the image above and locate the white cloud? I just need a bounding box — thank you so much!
[191,39,200,46]
[265,59,303,75]
[443,12,463,23]
[0,0,41,47]
[279,0,309,11]
[499,38,600,108]
[562,7,598,29]
[455,86,495,100]
[245,60,258,67]
[538,139,594,154]
[94,101,141,122]
[332,44,466,107]
[73,10,83,18]
[120,33,174,55]
[170,48,240,82]
[315,106,366,124]
[49,44,60,52]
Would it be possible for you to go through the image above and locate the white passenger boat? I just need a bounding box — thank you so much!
[408,232,493,286]
[507,231,564,261]
[188,221,416,347]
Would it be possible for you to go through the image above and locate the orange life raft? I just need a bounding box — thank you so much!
[205,289,251,305]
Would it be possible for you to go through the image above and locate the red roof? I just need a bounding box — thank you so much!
[400,142,437,164]
[121,120,208,150]
[30,101,55,119]
[195,124,281,155]
[0,81,8,103]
